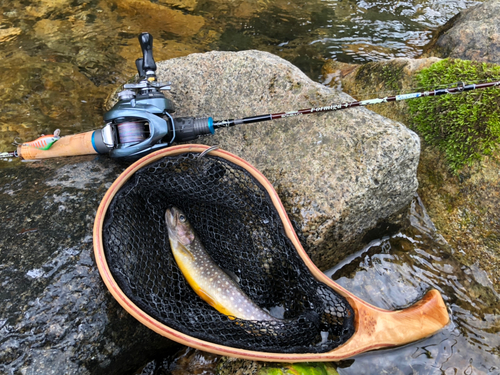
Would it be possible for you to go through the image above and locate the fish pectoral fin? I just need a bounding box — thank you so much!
[195,288,236,319]
[178,244,195,260]
[222,268,240,284]
[196,288,218,308]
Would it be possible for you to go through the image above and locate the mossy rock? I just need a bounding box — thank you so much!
[408,58,500,173]
[216,358,339,375]
[322,56,500,293]
[323,57,500,174]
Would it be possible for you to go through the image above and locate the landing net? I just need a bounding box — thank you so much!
[102,152,354,353]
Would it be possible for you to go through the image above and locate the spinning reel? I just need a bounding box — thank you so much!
[97,33,214,159]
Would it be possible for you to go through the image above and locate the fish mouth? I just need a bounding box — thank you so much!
[165,208,177,236]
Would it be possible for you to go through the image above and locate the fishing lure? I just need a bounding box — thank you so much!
[21,129,61,150]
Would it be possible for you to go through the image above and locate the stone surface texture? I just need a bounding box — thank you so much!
[423,0,500,63]
[157,50,420,268]
[0,157,179,375]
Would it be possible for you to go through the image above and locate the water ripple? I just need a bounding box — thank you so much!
[326,195,500,374]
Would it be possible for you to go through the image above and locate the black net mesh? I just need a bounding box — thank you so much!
[102,153,355,353]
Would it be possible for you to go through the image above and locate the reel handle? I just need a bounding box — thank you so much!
[139,32,156,74]
[135,58,145,78]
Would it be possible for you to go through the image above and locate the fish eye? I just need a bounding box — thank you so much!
[179,214,186,222]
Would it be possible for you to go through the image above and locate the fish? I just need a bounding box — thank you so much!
[21,129,60,150]
[165,206,277,321]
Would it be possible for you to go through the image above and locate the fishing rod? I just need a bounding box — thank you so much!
[211,80,500,129]
[2,33,500,161]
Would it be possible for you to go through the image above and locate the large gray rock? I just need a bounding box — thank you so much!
[0,157,179,375]
[423,0,500,63]
[158,50,420,268]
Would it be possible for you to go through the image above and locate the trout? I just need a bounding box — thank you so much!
[165,207,276,321]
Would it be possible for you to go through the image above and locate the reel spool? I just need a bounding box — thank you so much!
[116,121,147,145]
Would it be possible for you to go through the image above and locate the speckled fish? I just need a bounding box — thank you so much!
[165,207,277,321]
[21,129,60,150]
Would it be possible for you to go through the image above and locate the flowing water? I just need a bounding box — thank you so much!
[0,0,482,155]
[324,196,500,374]
[2,0,499,373]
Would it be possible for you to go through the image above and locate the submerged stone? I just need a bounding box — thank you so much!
[0,27,22,43]
[0,52,109,153]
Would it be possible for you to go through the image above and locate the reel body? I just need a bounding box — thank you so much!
[98,33,213,160]
[103,91,175,159]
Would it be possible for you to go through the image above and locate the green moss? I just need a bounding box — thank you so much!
[408,59,500,173]
[259,362,339,375]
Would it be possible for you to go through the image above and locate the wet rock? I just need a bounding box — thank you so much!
[157,0,199,12]
[138,350,342,375]
[0,27,22,43]
[151,50,420,269]
[135,347,220,374]
[33,19,74,55]
[423,0,500,63]
[0,157,180,374]
[417,145,500,293]
[217,356,262,374]
[321,57,500,293]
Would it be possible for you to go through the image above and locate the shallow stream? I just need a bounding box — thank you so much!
[324,196,500,374]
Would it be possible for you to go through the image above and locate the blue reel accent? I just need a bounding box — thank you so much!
[104,95,175,159]
[91,131,99,153]
[208,117,214,134]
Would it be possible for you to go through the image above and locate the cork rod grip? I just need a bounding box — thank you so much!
[17,131,98,160]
